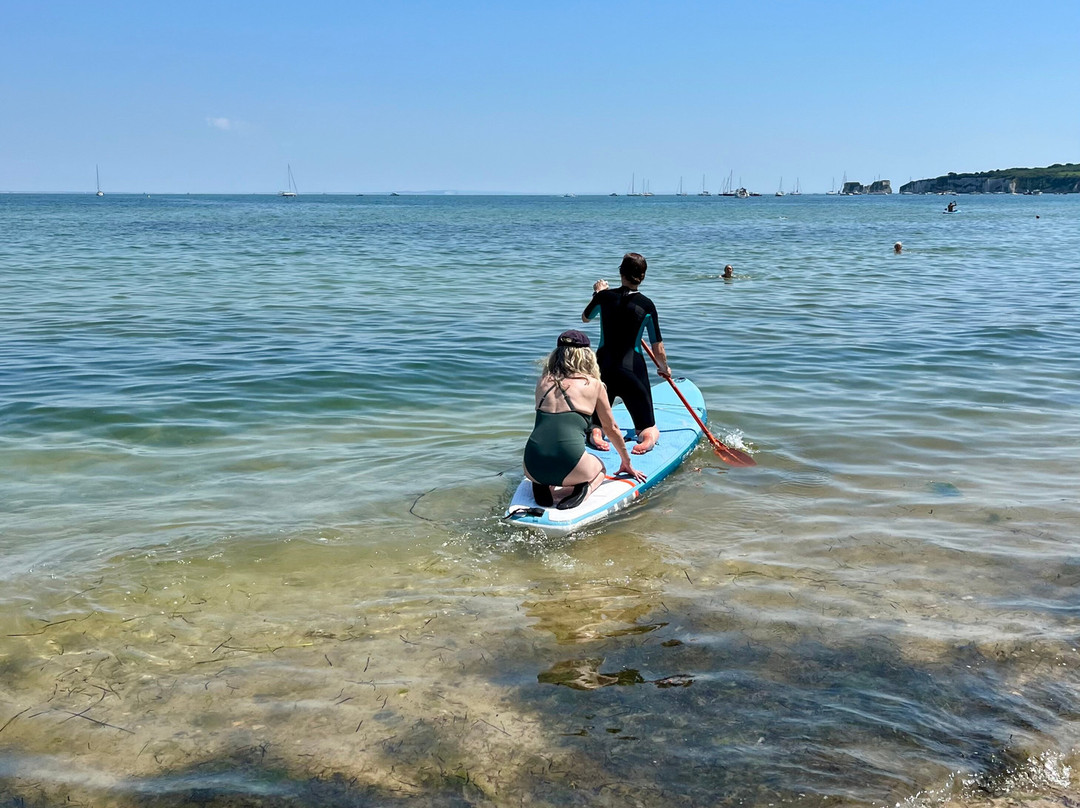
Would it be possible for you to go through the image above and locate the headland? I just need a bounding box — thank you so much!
[900,163,1080,194]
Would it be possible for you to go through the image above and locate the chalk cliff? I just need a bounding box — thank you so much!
[900,164,1080,194]
[840,180,892,195]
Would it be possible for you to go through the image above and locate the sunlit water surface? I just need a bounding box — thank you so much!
[1,193,1079,807]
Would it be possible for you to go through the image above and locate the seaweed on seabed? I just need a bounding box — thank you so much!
[537,658,693,691]
[7,753,488,808]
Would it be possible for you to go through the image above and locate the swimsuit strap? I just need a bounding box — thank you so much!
[553,380,576,410]
[537,378,591,417]
[536,382,558,411]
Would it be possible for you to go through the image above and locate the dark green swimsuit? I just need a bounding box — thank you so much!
[523,380,592,486]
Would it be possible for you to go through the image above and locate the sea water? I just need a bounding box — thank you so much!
[1,192,1079,807]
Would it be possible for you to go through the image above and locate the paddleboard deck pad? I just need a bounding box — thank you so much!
[504,378,706,535]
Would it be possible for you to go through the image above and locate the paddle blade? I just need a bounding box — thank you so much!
[710,438,756,466]
[639,338,757,467]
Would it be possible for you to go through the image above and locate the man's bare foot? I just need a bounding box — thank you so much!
[588,427,610,451]
[631,427,659,454]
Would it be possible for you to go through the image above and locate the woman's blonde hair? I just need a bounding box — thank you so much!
[543,345,601,381]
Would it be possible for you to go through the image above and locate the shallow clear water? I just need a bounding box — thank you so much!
[1,192,1079,807]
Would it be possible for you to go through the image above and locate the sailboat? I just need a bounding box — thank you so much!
[279,165,298,198]
[720,171,736,197]
[697,174,711,196]
[775,177,785,197]
[791,178,802,196]
[95,165,104,197]
[676,177,688,196]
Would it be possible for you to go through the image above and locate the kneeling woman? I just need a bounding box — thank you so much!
[524,330,646,509]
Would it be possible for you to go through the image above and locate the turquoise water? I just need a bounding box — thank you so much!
[2,193,1079,807]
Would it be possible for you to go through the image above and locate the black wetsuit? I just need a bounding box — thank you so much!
[582,287,662,432]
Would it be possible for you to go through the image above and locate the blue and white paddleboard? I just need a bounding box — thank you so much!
[504,377,706,535]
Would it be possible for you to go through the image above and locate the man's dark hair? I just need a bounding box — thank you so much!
[620,252,647,283]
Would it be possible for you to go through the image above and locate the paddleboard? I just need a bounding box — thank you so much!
[504,377,706,535]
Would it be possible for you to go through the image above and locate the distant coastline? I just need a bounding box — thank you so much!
[900,163,1080,195]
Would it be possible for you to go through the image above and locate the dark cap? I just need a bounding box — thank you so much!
[557,329,590,348]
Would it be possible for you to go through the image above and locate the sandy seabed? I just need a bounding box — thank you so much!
[3,532,1080,808]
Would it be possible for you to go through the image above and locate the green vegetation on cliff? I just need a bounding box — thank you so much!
[900,163,1080,194]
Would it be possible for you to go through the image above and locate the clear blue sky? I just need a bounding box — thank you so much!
[4,1,1077,194]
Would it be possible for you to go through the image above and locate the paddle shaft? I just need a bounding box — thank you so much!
[639,340,756,467]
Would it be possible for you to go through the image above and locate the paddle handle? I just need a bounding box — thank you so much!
[640,340,756,467]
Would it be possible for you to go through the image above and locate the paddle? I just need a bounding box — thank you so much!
[640,340,756,467]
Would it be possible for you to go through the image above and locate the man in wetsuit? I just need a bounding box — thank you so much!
[581,252,671,454]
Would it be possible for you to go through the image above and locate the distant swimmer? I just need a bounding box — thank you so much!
[894,242,903,254]
[722,264,734,279]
